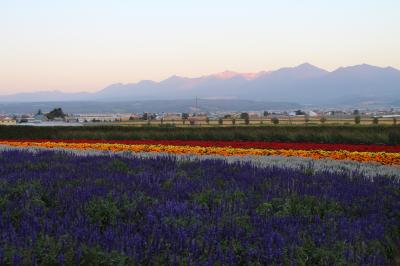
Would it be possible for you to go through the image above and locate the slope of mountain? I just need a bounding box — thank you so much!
[1,63,399,105]
[0,91,91,102]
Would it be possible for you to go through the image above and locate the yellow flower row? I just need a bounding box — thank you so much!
[0,141,399,166]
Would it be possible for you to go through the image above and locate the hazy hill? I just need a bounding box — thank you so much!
[1,63,399,105]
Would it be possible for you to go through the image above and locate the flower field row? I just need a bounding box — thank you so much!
[0,150,399,265]
[2,144,399,179]
[0,140,399,165]
[3,139,400,152]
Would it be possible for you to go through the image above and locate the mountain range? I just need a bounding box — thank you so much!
[1,63,400,106]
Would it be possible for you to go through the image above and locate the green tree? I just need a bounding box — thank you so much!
[240,112,249,120]
[263,111,269,117]
[205,117,210,125]
[218,118,223,125]
[181,113,189,120]
[354,115,361,125]
[320,117,327,124]
[271,117,279,125]
[46,108,66,120]
[372,117,379,125]
[393,117,397,125]
[232,118,236,125]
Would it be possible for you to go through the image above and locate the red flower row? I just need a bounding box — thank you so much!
[2,139,400,152]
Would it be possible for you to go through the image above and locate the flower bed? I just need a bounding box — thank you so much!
[0,140,399,165]
[2,139,400,152]
[0,150,399,265]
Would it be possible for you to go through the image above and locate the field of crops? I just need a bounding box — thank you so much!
[1,125,400,144]
[0,126,399,265]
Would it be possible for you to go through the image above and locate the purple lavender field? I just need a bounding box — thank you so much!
[0,150,399,265]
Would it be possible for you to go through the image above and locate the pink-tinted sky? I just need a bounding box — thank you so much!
[0,0,399,94]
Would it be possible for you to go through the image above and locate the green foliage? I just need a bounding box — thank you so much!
[158,123,176,128]
[86,191,155,229]
[80,246,132,266]
[0,124,399,144]
[85,195,120,229]
[109,159,130,173]
[181,113,189,120]
[256,195,343,218]
[240,112,249,120]
[354,115,361,124]
[320,117,327,124]
[46,108,66,120]
[271,117,279,125]
[192,189,245,210]
[0,180,49,223]
[373,117,379,125]
[295,238,347,266]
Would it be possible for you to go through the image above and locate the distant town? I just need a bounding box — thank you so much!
[1,107,400,126]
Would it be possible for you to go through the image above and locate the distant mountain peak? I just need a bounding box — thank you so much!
[212,70,267,80]
[165,75,186,81]
[294,62,328,72]
[273,63,329,78]
[332,64,400,75]
[296,62,317,68]
[213,70,240,79]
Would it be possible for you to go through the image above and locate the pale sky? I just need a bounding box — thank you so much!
[0,0,399,94]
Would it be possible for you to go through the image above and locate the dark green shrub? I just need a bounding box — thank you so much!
[388,131,400,145]
[271,117,279,125]
[354,116,361,124]
[240,112,249,120]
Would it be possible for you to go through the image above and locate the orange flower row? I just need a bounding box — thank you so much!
[0,141,399,166]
